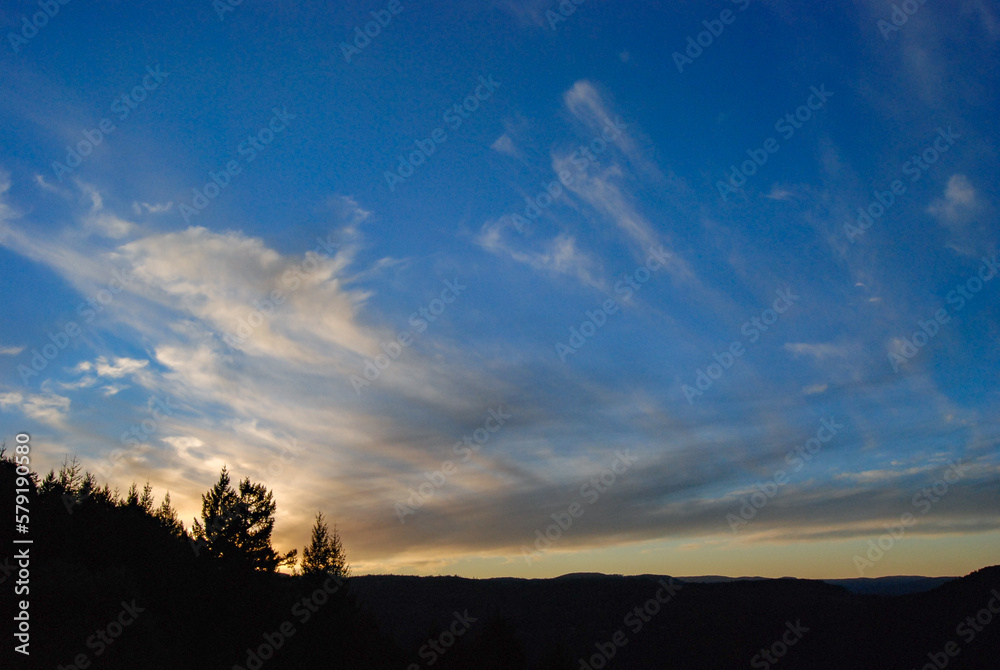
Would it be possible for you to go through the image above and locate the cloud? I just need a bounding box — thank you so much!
[54,376,98,391]
[33,174,62,193]
[562,80,658,180]
[113,224,373,361]
[0,171,19,242]
[73,181,136,238]
[490,133,520,158]
[0,391,71,428]
[928,174,980,228]
[93,356,149,378]
[132,201,174,215]
[784,342,850,360]
[493,0,551,27]
[0,345,25,356]
[765,185,797,201]
[476,222,604,290]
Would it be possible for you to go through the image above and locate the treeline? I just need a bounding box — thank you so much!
[0,448,545,669]
[0,449,393,668]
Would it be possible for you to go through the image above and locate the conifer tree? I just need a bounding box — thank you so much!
[154,492,186,537]
[192,466,296,571]
[301,511,350,578]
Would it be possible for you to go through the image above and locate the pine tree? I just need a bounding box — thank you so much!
[126,481,155,512]
[154,492,186,537]
[192,466,296,571]
[301,511,350,578]
[192,466,241,562]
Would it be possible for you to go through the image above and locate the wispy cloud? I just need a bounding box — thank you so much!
[784,342,851,360]
[0,391,71,428]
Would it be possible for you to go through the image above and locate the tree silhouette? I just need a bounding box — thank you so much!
[192,465,296,571]
[125,480,155,512]
[301,511,350,578]
[154,491,186,537]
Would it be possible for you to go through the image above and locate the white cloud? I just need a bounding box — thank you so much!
[56,376,98,391]
[562,80,659,180]
[0,345,25,356]
[114,224,373,360]
[34,174,62,193]
[928,174,980,228]
[0,391,71,428]
[490,133,520,158]
[94,356,149,378]
[765,185,797,201]
[75,181,136,238]
[784,342,850,360]
[131,201,174,215]
[476,221,604,290]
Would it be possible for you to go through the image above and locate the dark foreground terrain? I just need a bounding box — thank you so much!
[2,456,997,669]
[349,569,999,669]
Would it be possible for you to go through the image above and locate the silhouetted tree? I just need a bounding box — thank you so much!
[154,491,186,537]
[125,480,155,512]
[301,511,350,577]
[192,465,296,571]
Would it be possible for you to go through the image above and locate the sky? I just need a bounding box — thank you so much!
[1,0,998,580]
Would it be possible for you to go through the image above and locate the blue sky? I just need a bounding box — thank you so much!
[1,0,998,579]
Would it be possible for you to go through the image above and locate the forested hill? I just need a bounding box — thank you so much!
[347,568,1000,669]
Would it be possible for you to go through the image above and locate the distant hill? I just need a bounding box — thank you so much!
[349,566,1000,669]
[822,575,957,596]
[665,573,956,596]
